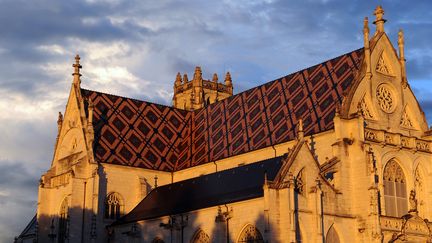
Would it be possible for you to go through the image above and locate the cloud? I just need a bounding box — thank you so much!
[0,0,431,242]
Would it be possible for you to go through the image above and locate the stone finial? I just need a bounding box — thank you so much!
[193,66,202,81]
[398,29,408,88]
[183,74,189,83]
[297,119,304,140]
[72,54,82,85]
[212,73,218,82]
[224,72,232,86]
[373,5,386,34]
[398,29,405,60]
[175,72,182,86]
[363,17,370,47]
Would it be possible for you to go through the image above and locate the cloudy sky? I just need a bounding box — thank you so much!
[1,0,431,241]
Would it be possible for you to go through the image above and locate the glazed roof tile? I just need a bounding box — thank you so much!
[81,48,364,171]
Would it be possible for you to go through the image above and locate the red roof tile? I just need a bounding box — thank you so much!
[81,48,364,171]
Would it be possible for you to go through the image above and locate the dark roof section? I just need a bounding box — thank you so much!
[81,48,364,171]
[16,214,37,240]
[112,156,285,225]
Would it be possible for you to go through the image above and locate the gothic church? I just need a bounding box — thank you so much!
[17,6,432,243]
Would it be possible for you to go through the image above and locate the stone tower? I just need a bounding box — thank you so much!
[172,66,233,110]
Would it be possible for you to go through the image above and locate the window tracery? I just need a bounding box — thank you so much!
[400,108,413,128]
[376,85,395,113]
[376,55,392,75]
[383,160,408,217]
[191,229,210,243]
[237,224,264,243]
[105,192,124,220]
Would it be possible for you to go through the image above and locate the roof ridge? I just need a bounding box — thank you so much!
[80,87,189,113]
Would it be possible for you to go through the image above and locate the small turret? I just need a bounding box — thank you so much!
[175,72,182,87]
[212,73,218,82]
[224,72,232,87]
[183,74,189,83]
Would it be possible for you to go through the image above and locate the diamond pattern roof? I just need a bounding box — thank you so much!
[81,48,363,171]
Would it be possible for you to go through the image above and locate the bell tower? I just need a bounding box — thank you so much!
[172,66,233,110]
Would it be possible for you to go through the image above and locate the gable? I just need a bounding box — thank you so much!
[81,48,364,171]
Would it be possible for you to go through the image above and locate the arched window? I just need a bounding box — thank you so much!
[325,225,340,243]
[58,199,69,243]
[105,192,124,220]
[152,237,165,243]
[383,160,408,217]
[191,229,210,243]
[237,224,264,243]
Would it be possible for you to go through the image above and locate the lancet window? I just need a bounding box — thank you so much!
[58,199,69,243]
[237,224,264,243]
[383,160,408,217]
[105,192,124,220]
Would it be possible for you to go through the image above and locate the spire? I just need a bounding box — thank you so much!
[212,73,218,82]
[193,66,202,82]
[72,54,82,86]
[175,72,182,86]
[398,29,408,88]
[183,73,189,83]
[373,5,386,34]
[224,72,232,86]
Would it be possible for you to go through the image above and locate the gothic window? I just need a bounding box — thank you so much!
[383,160,408,217]
[191,229,210,243]
[152,237,164,243]
[58,199,69,243]
[105,192,124,220]
[237,224,264,243]
[325,225,340,243]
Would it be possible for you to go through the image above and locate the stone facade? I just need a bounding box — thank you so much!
[16,6,432,243]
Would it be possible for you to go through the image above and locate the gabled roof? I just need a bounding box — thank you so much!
[81,48,364,171]
[16,214,37,240]
[112,156,284,225]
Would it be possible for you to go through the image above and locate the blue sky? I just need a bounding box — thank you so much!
[0,0,431,242]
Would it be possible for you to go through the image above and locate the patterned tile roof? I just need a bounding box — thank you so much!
[81,48,364,171]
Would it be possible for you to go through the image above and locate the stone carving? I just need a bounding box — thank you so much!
[400,108,413,128]
[416,141,430,152]
[401,137,410,147]
[191,229,210,243]
[359,97,374,119]
[409,190,418,214]
[385,134,393,144]
[365,130,378,141]
[376,85,395,113]
[376,55,391,75]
